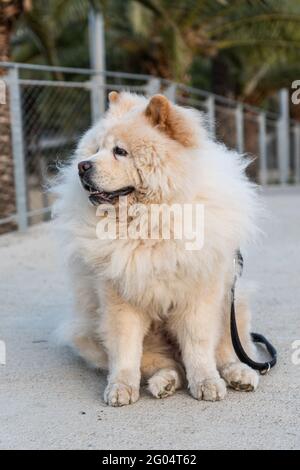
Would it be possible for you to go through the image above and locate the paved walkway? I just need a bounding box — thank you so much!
[0,187,299,450]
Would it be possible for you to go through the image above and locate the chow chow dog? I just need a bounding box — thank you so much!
[54,91,259,406]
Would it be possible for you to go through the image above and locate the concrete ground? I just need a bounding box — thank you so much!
[0,186,299,450]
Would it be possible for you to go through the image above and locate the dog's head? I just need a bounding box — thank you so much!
[77,91,203,206]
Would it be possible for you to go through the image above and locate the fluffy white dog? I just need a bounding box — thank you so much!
[54,91,259,406]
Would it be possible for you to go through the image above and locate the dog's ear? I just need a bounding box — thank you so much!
[108,91,119,104]
[145,94,199,147]
[145,94,170,129]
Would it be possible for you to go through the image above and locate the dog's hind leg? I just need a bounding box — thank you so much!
[216,289,259,392]
[146,366,184,399]
[141,326,185,399]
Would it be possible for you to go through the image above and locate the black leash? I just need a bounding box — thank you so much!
[230,251,277,375]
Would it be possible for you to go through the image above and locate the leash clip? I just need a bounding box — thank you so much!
[260,362,271,375]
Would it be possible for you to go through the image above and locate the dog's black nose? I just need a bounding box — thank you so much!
[78,160,93,175]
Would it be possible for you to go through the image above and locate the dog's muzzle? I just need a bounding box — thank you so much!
[78,160,135,205]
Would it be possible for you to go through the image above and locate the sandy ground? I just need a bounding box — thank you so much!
[0,186,299,450]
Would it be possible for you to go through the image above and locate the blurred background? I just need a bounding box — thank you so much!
[1,0,300,234]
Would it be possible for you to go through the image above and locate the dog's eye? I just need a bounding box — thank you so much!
[113,146,128,157]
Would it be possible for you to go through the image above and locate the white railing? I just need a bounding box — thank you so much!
[0,61,299,232]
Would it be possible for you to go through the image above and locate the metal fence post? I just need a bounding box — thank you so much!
[0,78,5,104]
[277,88,290,184]
[258,112,267,185]
[206,94,215,138]
[145,78,161,97]
[236,103,244,154]
[89,7,106,122]
[294,124,300,184]
[8,66,28,231]
[164,83,177,102]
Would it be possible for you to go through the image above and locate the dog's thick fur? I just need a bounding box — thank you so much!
[54,92,260,406]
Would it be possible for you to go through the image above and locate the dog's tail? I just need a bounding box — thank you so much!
[54,320,108,370]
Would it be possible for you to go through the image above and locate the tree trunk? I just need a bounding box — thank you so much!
[0,70,16,234]
[0,0,25,234]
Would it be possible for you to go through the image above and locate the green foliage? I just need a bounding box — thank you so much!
[10,0,300,103]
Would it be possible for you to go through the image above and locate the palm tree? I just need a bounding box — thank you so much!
[11,0,300,96]
[122,0,300,85]
[0,0,31,233]
[11,0,102,69]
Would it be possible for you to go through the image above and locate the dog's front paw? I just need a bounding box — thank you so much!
[220,362,259,392]
[189,377,227,401]
[104,382,139,407]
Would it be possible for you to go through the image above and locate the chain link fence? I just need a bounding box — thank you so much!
[0,62,299,233]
